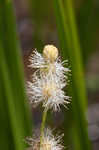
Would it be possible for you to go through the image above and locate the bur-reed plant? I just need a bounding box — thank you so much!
[26,45,70,150]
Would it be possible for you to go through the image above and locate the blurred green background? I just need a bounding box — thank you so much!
[0,0,99,150]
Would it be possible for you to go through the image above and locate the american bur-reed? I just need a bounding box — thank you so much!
[26,45,71,150]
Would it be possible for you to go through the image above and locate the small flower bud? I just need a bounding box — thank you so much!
[43,45,58,62]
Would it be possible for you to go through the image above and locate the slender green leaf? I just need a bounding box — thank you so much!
[78,0,97,63]
[53,0,91,149]
[0,0,31,149]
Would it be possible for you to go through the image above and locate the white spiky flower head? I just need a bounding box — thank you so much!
[29,45,70,80]
[27,74,70,111]
[26,128,64,150]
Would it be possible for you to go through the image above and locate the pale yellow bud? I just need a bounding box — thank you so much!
[43,45,58,62]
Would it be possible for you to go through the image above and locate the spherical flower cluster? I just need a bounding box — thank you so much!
[27,44,70,111]
[29,45,70,80]
[26,128,64,150]
[27,74,69,111]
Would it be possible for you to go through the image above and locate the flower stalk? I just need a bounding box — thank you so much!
[40,109,48,146]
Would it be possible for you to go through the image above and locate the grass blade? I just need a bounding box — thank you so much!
[78,0,97,63]
[0,0,31,149]
[53,0,91,149]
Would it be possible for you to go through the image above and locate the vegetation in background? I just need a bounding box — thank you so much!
[53,0,92,150]
[0,0,31,150]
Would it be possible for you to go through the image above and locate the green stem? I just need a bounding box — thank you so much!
[40,109,48,145]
